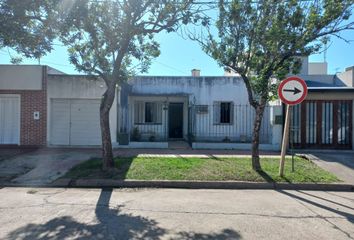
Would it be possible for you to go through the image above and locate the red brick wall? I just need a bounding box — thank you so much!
[0,67,47,146]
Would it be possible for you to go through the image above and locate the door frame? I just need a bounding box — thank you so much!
[168,102,184,139]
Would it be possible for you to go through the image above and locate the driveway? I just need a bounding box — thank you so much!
[0,188,353,239]
[0,148,100,185]
[305,151,354,184]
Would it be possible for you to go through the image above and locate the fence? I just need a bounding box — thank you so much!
[120,103,273,144]
[188,104,272,144]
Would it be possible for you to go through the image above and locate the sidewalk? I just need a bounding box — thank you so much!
[113,148,281,158]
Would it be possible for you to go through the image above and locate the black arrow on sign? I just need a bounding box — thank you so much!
[283,87,301,95]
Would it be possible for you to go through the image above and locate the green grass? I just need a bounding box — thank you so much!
[63,156,340,183]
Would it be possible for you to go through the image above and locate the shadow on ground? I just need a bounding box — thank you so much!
[309,153,354,170]
[6,188,242,240]
[278,190,354,239]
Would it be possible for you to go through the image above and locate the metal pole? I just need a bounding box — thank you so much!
[279,104,291,177]
[291,127,294,172]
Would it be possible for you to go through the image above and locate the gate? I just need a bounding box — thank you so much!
[291,100,352,149]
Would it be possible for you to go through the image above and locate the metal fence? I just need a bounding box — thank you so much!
[120,103,273,143]
[188,104,272,144]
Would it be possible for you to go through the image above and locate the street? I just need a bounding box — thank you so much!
[0,188,353,239]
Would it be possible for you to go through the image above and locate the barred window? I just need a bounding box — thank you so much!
[134,101,162,124]
[213,102,234,124]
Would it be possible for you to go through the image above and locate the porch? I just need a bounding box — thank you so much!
[117,95,282,150]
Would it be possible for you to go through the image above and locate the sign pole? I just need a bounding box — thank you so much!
[278,76,307,178]
[279,104,291,177]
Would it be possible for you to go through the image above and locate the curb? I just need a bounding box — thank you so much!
[2,179,353,191]
[50,179,354,191]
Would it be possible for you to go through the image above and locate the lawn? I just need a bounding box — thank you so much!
[63,156,339,183]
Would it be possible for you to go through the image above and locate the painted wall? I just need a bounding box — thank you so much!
[47,75,117,144]
[337,67,354,87]
[129,76,249,105]
[0,65,43,90]
[308,62,328,75]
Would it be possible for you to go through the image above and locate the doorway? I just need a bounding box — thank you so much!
[168,103,184,139]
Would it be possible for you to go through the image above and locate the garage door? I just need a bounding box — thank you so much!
[50,99,102,145]
[0,95,20,144]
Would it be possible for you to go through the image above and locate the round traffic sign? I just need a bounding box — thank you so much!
[278,76,308,105]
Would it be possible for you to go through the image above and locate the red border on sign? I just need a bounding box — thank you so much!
[278,76,308,105]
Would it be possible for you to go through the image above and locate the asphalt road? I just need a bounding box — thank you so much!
[0,188,353,240]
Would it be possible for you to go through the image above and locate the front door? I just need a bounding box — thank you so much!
[169,103,183,138]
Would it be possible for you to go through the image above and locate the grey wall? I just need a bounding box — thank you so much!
[128,76,249,105]
[0,65,43,90]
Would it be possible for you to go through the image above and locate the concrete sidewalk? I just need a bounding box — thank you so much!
[303,152,354,184]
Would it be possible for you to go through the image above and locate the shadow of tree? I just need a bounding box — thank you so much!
[6,188,242,240]
[6,188,166,240]
[256,170,274,183]
[172,229,242,240]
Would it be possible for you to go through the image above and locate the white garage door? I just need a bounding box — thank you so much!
[0,95,20,144]
[50,99,102,145]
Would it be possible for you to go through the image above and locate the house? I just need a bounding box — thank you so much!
[0,65,116,147]
[0,58,353,150]
[292,58,354,149]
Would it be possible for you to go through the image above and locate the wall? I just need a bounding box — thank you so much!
[129,76,249,105]
[47,75,117,143]
[337,67,354,87]
[308,62,328,75]
[0,66,47,146]
[0,65,43,90]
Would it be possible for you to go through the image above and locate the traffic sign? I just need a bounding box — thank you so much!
[278,76,308,105]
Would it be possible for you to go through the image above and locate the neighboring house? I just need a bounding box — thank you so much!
[0,57,353,150]
[292,58,354,150]
[0,65,116,147]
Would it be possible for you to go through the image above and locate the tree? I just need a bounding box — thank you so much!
[198,0,354,171]
[58,0,200,170]
[0,0,58,60]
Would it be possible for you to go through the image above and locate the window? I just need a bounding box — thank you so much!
[145,102,154,123]
[220,102,231,123]
[213,102,233,124]
[134,101,162,124]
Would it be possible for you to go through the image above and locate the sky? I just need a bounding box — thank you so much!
[0,15,353,76]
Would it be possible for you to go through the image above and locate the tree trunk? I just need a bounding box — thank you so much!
[251,103,266,171]
[100,85,116,171]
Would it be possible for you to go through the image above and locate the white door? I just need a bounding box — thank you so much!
[0,95,20,144]
[50,99,101,146]
[51,99,70,145]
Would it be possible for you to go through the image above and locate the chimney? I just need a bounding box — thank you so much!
[191,69,200,77]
